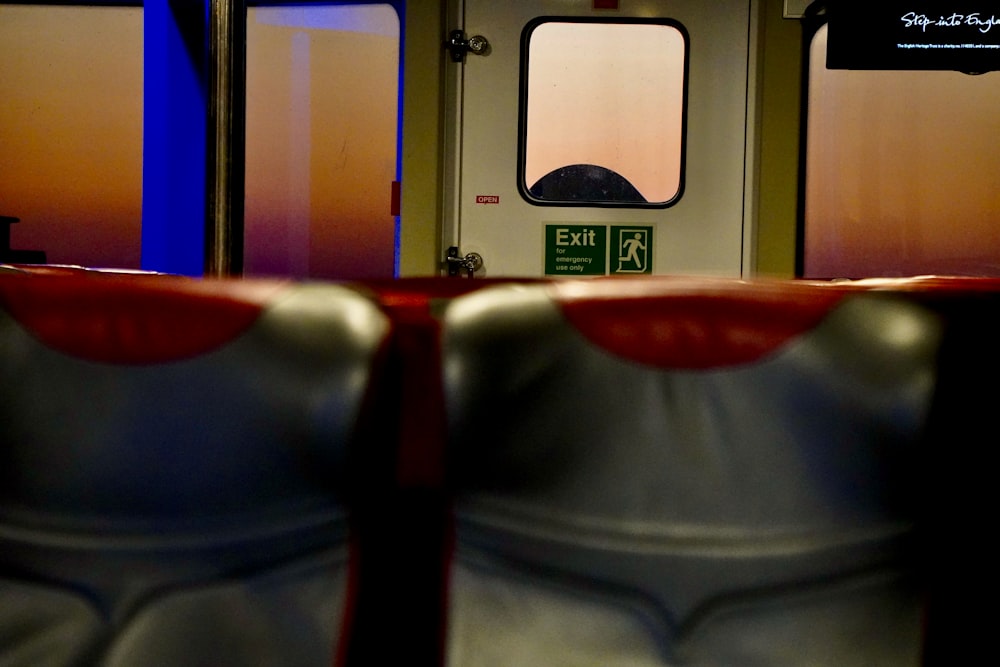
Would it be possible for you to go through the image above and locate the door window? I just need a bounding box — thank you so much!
[519,19,688,207]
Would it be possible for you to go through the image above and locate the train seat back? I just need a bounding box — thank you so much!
[871,276,1000,663]
[0,274,391,666]
[441,278,942,666]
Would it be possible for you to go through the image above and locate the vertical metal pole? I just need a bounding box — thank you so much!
[206,0,246,276]
[440,0,465,273]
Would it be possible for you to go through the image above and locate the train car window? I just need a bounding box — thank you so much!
[244,3,400,280]
[803,23,1000,279]
[518,18,688,208]
[0,4,143,269]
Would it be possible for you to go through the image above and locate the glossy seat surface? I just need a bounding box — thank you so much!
[0,274,391,666]
[441,278,941,667]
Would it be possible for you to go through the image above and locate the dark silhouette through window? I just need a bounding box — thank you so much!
[528,164,647,203]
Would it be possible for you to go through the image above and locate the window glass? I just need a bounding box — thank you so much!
[804,23,1000,278]
[0,4,143,268]
[244,4,400,279]
[521,19,687,207]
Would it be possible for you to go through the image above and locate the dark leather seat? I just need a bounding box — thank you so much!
[440,277,942,666]
[0,273,392,666]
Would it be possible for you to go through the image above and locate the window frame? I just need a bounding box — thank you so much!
[516,15,690,210]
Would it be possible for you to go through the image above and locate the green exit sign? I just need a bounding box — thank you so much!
[544,224,607,276]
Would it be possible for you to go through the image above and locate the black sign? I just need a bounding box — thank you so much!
[827,1,1000,72]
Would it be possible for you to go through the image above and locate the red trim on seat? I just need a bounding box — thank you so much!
[550,277,852,369]
[866,275,1000,293]
[343,279,458,667]
[356,277,537,306]
[374,293,449,489]
[0,274,289,364]
[334,536,362,667]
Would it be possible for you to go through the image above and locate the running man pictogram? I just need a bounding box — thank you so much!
[615,228,650,273]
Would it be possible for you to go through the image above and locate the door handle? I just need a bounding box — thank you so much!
[446,30,491,62]
[445,246,483,278]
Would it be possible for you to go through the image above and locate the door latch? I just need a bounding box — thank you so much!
[445,246,483,278]
[446,29,491,62]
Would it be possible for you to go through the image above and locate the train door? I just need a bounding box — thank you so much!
[443,0,759,278]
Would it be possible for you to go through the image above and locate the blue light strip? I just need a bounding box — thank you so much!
[141,0,207,276]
